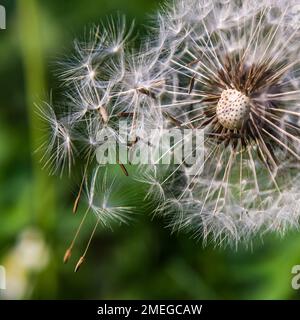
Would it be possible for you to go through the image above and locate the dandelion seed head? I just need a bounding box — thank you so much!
[41,0,300,250]
[155,0,300,245]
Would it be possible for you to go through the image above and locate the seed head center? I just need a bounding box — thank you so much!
[216,89,250,130]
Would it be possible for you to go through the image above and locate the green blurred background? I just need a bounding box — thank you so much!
[1,0,300,300]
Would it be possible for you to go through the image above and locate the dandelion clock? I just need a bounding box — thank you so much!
[39,0,300,269]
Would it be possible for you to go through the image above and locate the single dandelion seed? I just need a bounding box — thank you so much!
[63,167,134,270]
